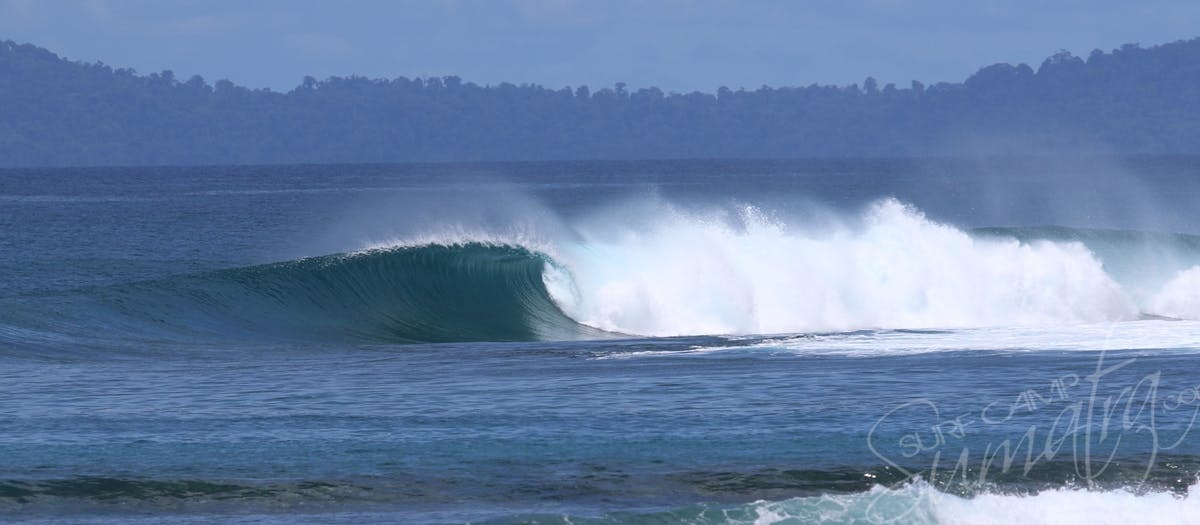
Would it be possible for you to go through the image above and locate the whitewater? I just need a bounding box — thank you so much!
[352,197,1198,340]
[10,197,1199,348]
[3,160,1200,524]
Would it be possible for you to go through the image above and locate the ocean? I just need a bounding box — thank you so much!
[2,158,1200,524]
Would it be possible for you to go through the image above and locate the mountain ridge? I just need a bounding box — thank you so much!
[2,38,1199,167]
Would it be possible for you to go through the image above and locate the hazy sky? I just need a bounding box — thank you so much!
[2,0,1197,92]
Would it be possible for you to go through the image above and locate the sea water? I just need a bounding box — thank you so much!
[2,158,1200,524]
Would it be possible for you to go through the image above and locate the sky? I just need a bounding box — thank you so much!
[1,0,1198,93]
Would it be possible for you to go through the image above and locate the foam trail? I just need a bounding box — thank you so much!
[548,199,1137,336]
[606,321,1200,359]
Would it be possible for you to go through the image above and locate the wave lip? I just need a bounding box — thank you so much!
[8,199,1200,346]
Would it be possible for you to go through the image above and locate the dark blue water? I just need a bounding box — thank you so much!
[3,159,1200,524]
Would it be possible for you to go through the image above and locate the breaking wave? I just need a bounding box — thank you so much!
[6,199,1199,345]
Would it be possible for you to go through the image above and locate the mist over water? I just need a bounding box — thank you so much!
[351,193,1197,341]
[541,198,1138,336]
[7,164,1200,347]
[4,160,1200,524]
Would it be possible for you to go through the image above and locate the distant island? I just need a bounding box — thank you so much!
[2,38,1199,167]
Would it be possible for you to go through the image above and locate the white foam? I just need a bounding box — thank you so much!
[926,485,1200,525]
[1148,266,1200,320]
[745,480,1200,525]
[351,198,1197,338]
[549,199,1138,336]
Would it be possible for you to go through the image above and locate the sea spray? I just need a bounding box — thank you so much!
[1148,266,1200,320]
[12,198,1199,344]
[550,199,1137,336]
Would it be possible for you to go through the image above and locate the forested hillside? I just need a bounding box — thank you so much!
[2,38,1199,166]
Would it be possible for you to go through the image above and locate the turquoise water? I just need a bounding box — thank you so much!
[3,159,1200,524]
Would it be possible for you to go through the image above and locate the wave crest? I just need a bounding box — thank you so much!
[11,199,1199,345]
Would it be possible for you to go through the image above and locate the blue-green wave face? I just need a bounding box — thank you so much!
[6,199,1200,348]
[5,243,605,345]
